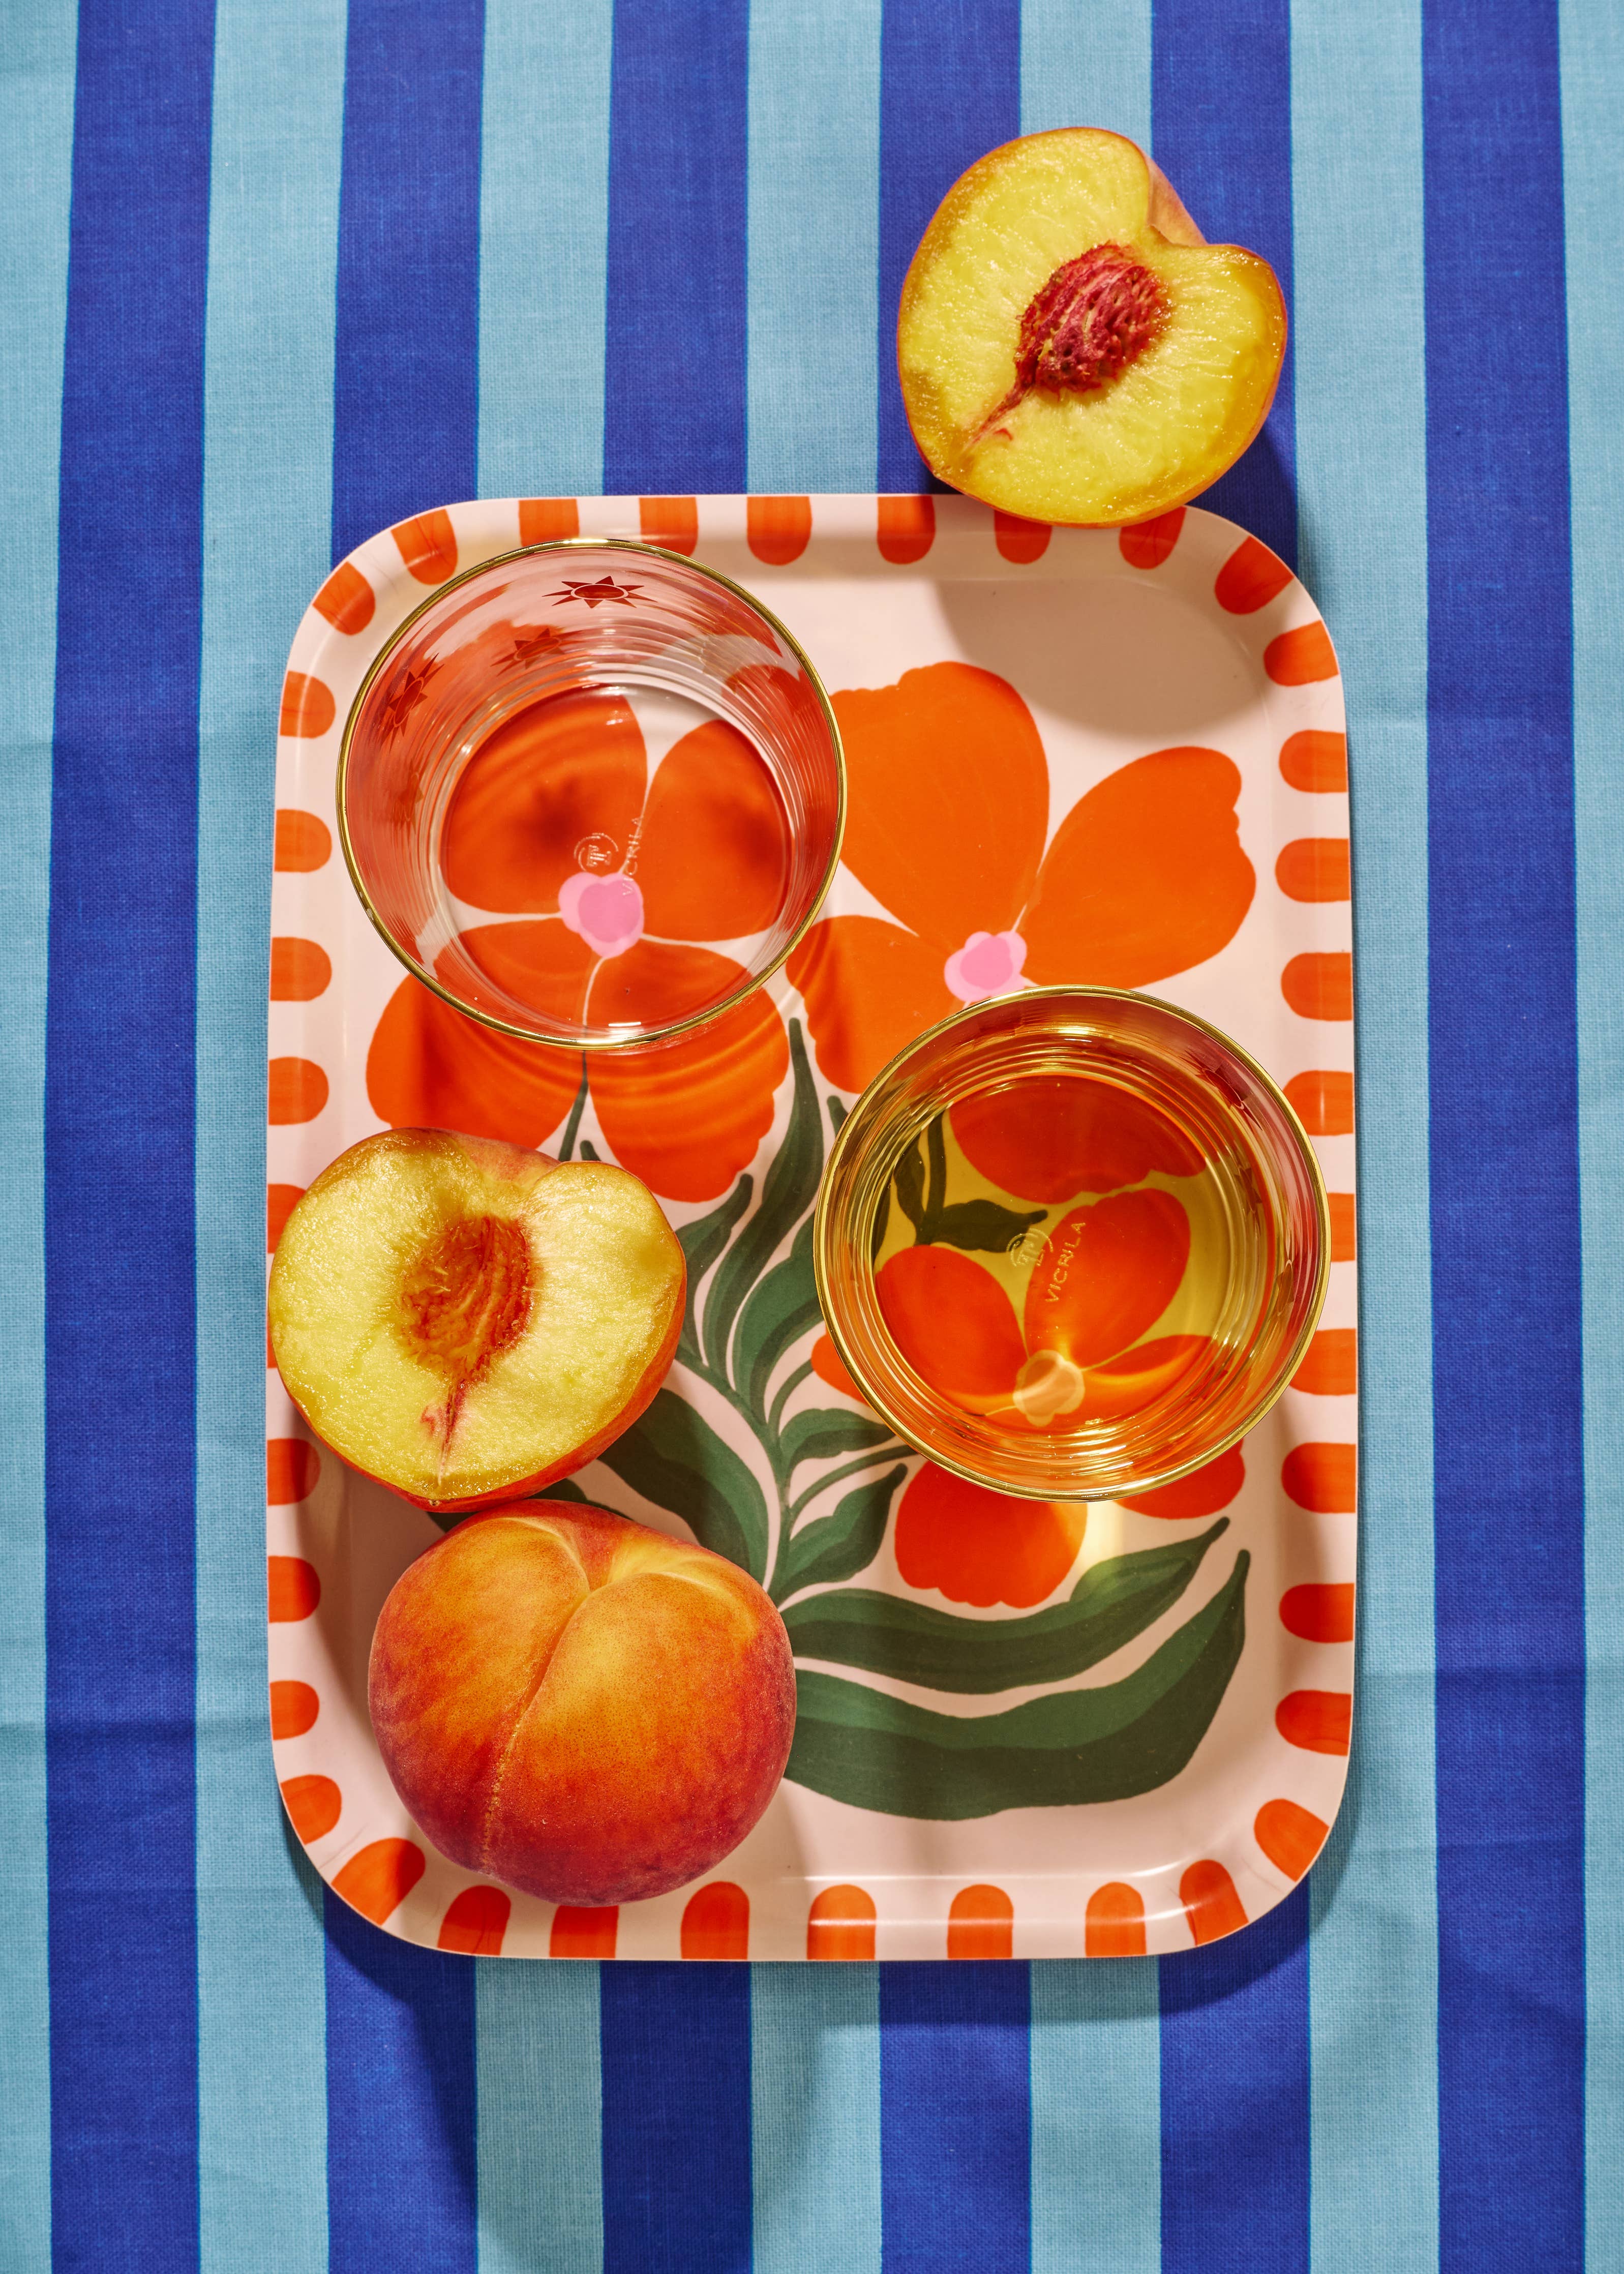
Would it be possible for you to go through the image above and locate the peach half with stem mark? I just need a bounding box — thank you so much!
[267,1129,684,1511]
[897,128,1286,525]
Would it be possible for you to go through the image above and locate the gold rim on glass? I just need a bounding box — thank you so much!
[335,536,848,1053]
[813,983,1333,1500]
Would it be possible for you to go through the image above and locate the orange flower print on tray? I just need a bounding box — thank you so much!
[787,662,1256,1092]
[878,1187,1212,1435]
[951,1077,1201,1204]
[365,687,792,1201]
[895,1461,1087,1609]
[1120,1445,1245,1520]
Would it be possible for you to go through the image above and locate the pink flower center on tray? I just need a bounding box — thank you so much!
[558,868,645,959]
[944,929,1027,1004]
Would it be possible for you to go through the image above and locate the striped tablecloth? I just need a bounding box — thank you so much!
[3,2,1617,2267]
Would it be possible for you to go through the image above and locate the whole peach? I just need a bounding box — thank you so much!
[368,1501,797,1906]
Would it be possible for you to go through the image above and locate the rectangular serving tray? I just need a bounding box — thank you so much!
[267,493,1356,1960]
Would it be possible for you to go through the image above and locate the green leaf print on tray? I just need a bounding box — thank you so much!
[885,1116,1044,1256]
[597,1389,771,1585]
[782,1516,1230,1692]
[777,1465,908,1598]
[786,1551,1249,1818]
[556,1016,1250,1820]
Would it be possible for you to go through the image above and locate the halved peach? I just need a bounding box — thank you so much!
[897,128,1286,525]
[267,1129,684,1511]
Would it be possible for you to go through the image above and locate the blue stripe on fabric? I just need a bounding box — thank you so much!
[326,6,483,2262]
[1291,1,1439,2266]
[1563,4,1624,2258]
[876,0,1021,492]
[1020,0,1152,148]
[46,0,215,2263]
[1158,1886,1310,2274]
[1423,6,1584,2268]
[751,1964,881,2274]
[604,0,749,497]
[0,1,76,2264]
[879,1962,1031,2274]
[1030,1962,1159,2274]
[331,0,485,561]
[600,1963,754,2274]
[476,1962,604,2274]
[324,0,488,2243]
[324,1898,477,2273]
[477,0,613,500]
[196,0,346,2264]
[746,0,883,493]
[1151,0,1296,564]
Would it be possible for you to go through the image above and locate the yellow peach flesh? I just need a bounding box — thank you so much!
[267,1129,684,1508]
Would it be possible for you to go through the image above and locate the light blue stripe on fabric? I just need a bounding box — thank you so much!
[469,16,616,2259]
[1562,3,1624,2261]
[1020,0,1152,149]
[746,0,882,493]
[1290,3,1437,2268]
[196,3,346,2267]
[751,1964,881,2274]
[476,1961,603,2273]
[477,0,613,499]
[1031,1962,1159,2274]
[0,3,75,2263]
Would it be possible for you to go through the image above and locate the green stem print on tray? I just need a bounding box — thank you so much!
[787,1552,1249,1819]
[542,1019,1248,1818]
[780,1516,1232,1692]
